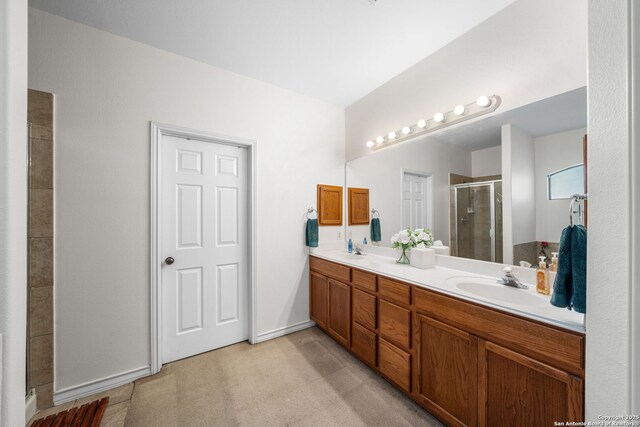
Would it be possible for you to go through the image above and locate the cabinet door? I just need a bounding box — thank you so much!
[310,271,328,330]
[328,279,351,347]
[478,340,584,427]
[416,314,477,427]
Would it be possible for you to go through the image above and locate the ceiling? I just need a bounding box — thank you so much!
[433,87,588,151]
[28,0,517,107]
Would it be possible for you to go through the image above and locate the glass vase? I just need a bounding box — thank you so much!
[396,248,410,264]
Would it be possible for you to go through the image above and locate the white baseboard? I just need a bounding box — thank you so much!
[53,366,151,406]
[25,389,37,425]
[253,320,315,343]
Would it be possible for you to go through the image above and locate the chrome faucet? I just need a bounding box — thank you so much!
[354,244,366,256]
[497,267,528,289]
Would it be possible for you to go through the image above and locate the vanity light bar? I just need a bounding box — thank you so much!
[366,95,502,151]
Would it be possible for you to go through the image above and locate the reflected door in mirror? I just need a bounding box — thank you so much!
[402,172,433,231]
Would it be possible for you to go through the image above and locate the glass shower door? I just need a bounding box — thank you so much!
[454,181,501,262]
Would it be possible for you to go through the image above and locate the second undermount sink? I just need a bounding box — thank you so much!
[336,252,367,260]
[446,277,548,307]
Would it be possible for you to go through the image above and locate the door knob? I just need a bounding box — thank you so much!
[165,257,175,265]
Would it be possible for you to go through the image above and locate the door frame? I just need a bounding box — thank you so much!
[400,169,434,232]
[149,122,257,374]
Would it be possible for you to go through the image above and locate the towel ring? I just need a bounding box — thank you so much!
[307,207,317,219]
[371,209,380,219]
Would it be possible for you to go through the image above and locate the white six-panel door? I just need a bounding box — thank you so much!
[161,135,248,363]
[402,172,433,231]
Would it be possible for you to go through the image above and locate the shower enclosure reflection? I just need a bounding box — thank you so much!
[451,180,503,263]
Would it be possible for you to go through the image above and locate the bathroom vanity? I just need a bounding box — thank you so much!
[309,250,585,426]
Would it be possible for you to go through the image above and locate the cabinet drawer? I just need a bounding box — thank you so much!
[414,287,585,376]
[353,288,376,331]
[352,269,376,293]
[379,299,411,350]
[351,322,377,367]
[379,338,411,393]
[379,277,411,306]
[310,256,351,283]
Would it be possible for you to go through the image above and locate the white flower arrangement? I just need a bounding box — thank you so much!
[390,228,434,250]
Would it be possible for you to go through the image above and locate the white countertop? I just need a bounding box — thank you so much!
[311,248,586,334]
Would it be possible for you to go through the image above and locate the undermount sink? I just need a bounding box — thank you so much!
[337,252,367,260]
[446,277,547,307]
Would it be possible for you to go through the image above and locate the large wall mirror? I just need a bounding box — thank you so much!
[346,87,587,267]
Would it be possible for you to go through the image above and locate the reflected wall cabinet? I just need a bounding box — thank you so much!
[348,187,370,225]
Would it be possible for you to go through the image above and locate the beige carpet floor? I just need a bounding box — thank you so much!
[124,327,442,426]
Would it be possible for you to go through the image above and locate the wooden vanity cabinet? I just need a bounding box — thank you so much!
[309,255,585,426]
[413,286,584,426]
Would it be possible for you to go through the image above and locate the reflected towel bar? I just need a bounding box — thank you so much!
[569,194,588,227]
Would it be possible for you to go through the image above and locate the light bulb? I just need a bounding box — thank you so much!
[433,112,445,123]
[476,95,490,108]
[402,126,411,135]
[376,136,384,144]
[366,140,375,148]
[454,105,465,115]
[388,131,397,140]
[417,119,427,129]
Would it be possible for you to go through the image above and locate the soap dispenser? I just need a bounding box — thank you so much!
[550,252,559,273]
[536,256,550,295]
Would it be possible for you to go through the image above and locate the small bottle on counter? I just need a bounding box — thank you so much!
[536,256,550,295]
[549,252,559,272]
[363,237,368,245]
[347,238,353,253]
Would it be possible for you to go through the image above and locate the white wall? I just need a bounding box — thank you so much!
[586,0,634,418]
[632,0,640,413]
[534,128,585,243]
[346,136,471,247]
[28,9,345,396]
[345,0,587,161]
[0,0,28,424]
[471,146,502,178]
[501,124,535,264]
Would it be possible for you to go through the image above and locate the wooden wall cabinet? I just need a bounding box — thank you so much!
[309,256,585,426]
[317,184,343,226]
[348,187,370,225]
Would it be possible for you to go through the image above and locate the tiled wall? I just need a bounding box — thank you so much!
[513,241,560,267]
[28,89,54,409]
